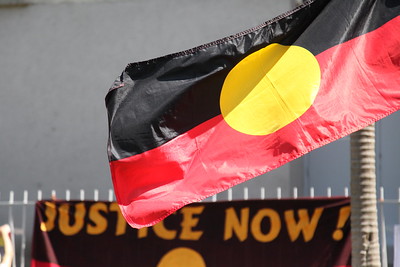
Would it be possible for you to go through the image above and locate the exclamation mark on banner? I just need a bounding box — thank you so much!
[332,205,351,241]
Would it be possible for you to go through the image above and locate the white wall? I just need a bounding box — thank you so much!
[0,0,293,199]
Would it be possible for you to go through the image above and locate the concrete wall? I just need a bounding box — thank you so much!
[0,0,293,200]
[303,113,400,198]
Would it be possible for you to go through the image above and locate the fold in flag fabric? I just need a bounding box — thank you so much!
[106,0,400,228]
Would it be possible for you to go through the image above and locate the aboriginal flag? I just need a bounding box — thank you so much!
[106,0,400,228]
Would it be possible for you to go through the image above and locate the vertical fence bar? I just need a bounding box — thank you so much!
[9,191,14,205]
[260,187,265,200]
[293,187,298,199]
[37,190,42,201]
[80,190,85,201]
[277,187,281,199]
[310,187,314,198]
[20,191,28,267]
[227,189,232,201]
[398,187,400,225]
[379,187,388,267]
[65,190,70,201]
[327,187,332,198]
[108,189,113,202]
[243,187,248,200]
[8,191,16,267]
[51,190,56,200]
[344,187,349,197]
[94,189,99,201]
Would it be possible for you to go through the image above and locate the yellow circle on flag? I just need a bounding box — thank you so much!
[220,43,321,135]
[157,247,206,267]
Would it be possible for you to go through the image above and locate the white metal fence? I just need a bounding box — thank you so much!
[0,187,399,267]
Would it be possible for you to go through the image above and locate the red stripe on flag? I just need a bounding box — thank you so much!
[31,260,63,267]
[110,17,400,228]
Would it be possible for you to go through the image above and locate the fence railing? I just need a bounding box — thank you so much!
[0,187,399,267]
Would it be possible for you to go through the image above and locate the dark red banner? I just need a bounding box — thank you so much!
[31,198,351,267]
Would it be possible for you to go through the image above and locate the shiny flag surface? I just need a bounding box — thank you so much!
[106,0,400,228]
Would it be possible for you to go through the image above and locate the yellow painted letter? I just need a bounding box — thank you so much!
[180,206,204,240]
[251,208,281,242]
[87,203,108,235]
[284,208,324,242]
[110,202,127,236]
[153,221,177,240]
[58,203,86,236]
[224,207,249,241]
[40,202,57,232]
